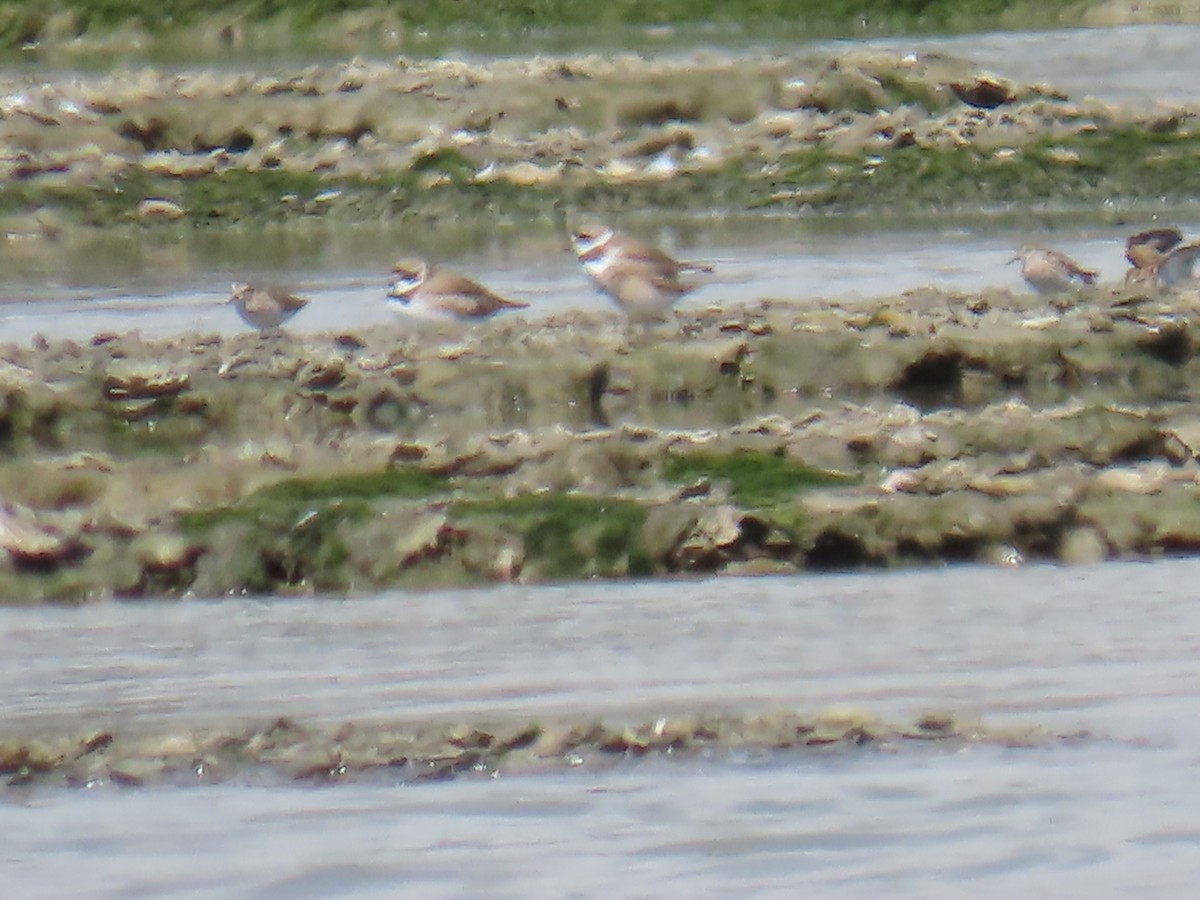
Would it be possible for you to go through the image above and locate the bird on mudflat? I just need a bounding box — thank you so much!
[569,222,713,322]
[227,282,308,331]
[1145,240,1200,288]
[1125,227,1184,271]
[1117,226,1200,288]
[1009,246,1097,295]
[386,259,529,322]
[1123,227,1186,286]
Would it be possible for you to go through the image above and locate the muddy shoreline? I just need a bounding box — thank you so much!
[2,42,1200,238]
[3,282,1200,601]
[4,30,1200,602]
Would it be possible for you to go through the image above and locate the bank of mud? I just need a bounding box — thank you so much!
[2,43,1200,239]
[4,283,1200,601]
[0,705,1085,789]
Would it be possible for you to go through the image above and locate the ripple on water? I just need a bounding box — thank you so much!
[4,560,1200,893]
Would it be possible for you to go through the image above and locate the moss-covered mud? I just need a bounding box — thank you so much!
[7,284,1200,600]
[5,41,1200,238]
[0,706,1086,789]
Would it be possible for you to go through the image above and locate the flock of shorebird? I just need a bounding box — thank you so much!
[226,222,720,336]
[225,221,713,333]
[1011,227,1200,295]
[225,223,1200,333]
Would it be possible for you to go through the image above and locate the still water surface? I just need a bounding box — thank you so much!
[3,560,1200,896]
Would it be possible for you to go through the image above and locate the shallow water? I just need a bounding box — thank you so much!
[40,21,1200,108]
[4,559,1200,895]
[0,217,1180,343]
[3,561,1196,737]
[3,25,1199,342]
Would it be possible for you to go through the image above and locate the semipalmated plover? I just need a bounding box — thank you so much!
[1009,246,1096,294]
[227,282,308,331]
[569,223,713,321]
[386,259,528,321]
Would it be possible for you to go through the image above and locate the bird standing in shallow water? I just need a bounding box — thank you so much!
[227,283,308,331]
[569,223,713,322]
[387,260,529,322]
[1009,246,1097,295]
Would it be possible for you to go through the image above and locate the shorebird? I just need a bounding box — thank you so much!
[386,260,529,322]
[1118,227,1200,288]
[227,282,308,331]
[1125,227,1183,272]
[1009,246,1097,295]
[569,222,713,321]
[1147,241,1200,288]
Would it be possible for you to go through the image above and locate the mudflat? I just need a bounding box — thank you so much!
[2,280,1198,601]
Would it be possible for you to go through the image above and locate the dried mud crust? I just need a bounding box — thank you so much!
[3,284,1200,601]
[0,706,1088,789]
[1,43,1197,236]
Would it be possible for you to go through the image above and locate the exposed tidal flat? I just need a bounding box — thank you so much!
[2,17,1200,608]
[5,282,1200,601]
[0,705,1082,790]
[6,17,1200,893]
[3,20,1200,239]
